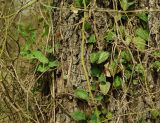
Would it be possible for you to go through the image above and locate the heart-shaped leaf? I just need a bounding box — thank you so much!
[97,51,110,64]
[113,76,123,88]
[133,37,146,51]
[135,28,149,41]
[99,82,111,95]
[32,50,49,63]
[74,89,89,101]
[90,52,99,63]
[71,111,86,121]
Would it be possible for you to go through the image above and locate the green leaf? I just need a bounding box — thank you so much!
[91,66,101,77]
[71,111,86,121]
[120,0,128,11]
[74,89,89,100]
[32,50,49,63]
[151,110,159,119]
[151,51,160,57]
[99,82,111,95]
[105,31,116,41]
[138,118,145,123]
[88,34,96,43]
[135,28,149,41]
[121,50,131,63]
[48,60,59,68]
[106,112,113,120]
[133,37,146,51]
[124,69,132,79]
[98,73,106,82]
[120,0,134,11]
[137,12,148,22]
[152,61,160,72]
[74,0,90,7]
[95,95,103,101]
[84,21,92,31]
[113,76,123,88]
[97,51,110,64]
[124,35,132,45]
[135,64,144,74]
[37,64,49,72]
[20,50,35,59]
[90,111,100,123]
[90,52,99,63]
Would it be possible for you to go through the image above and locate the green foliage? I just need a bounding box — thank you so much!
[18,24,36,51]
[98,73,106,82]
[95,95,103,101]
[135,64,144,74]
[106,111,113,120]
[137,12,148,22]
[91,66,101,77]
[32,50,48,63]
[90,111,100,123]
[99,82,111,95]
[113,76,123,88]
[84,21,92,31]
[150,110,160,119]
[151,51,160,57]
[105,31,116,42]
[135,28,149,41]
[19,23,59,73]
[90,51,110,64]
[88,34,96,43]
[120,0,135,11]
[74,0,90,7]
[121,50,131,63]
[74,89,89,101]
[133,37,146,51]
[71,111,86,121]
[152,61,160,71]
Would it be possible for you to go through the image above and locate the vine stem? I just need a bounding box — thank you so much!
[81,0,99,122]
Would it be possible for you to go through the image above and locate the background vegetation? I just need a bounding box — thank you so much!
[0,0,160,122]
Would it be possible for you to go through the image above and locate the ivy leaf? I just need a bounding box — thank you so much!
[113,76,123,88]
[135,64,144,74]
[37,64,49,72]
[106,112,113,120]
[32,50,49,63]
[98,73,106,82]
[152,61,160,72]
[151,110,160,119]
[84,21,92,31]
[97,51,110,64]
[105,31,116,42]
[137,12,148,22]
[133,37,146,51]
[90,52,99,63]
[48,60,59,68]
[71,111,86,121]
[135,28,149,41]
[121,50,131,63]
[95,95,103,101]
[74,89,89,101]
[88,34,96,43]
[99,82,111,95]
[91,66,101,77]
[120,0,134,11]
